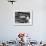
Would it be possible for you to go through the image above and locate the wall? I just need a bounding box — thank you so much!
[0,0,46,41]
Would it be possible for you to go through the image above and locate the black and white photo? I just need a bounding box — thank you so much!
[15,10,32,26]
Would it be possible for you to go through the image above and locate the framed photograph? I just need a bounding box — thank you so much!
[15,10,33,26]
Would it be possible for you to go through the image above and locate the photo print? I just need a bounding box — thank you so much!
[15,10,33,26]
